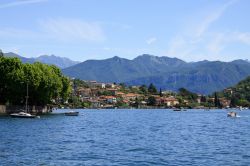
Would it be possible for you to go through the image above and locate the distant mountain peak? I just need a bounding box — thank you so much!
[62,54,250,95]
[108,56,130,63]
[134,54,157,60]
[4,52,22,58]
[4,52,79,69]
[231,59,249,64]
[111,56,122,60]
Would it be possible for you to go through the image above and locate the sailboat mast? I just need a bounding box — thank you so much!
[25,82,29,112]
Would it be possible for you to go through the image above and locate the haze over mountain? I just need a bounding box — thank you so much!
[4,52,79,69]
[62,54,250,94]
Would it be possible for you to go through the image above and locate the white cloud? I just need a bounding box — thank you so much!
[166,0,240,61]
[195,0,237,37]
[0,0,47,9]
[0,18,106,43]
[146,37,157,45]
[39,18,105,42]
[208,31,250,51]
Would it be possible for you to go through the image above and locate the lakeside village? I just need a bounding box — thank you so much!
[61,79,241,110]
[1,56,249,115]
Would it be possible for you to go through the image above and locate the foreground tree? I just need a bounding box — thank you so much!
[0,57,71,106]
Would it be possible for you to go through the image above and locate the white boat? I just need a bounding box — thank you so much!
[65,111,79,116]
[10,82,39,119]
[10,111,36,118]
[227,111,237,117]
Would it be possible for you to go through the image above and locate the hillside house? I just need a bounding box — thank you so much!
[101,96,117,104]
[219,98,231,108]
[163,97,179,106]
[76,88,91,97]
[122,93,140,101]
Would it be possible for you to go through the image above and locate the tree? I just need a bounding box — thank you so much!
[0,49,3,57]
[119,83,126,88]
[0,56,71,106]
[147,96,156,106]
[132,97,140,108]
[139,85,148,94]
[214,92,221,108]
[159,88,163,97]
[148,83,157,94]
[238,99,250,107]
[0,57,24,104]
[230,95,238,107]
[179,88,198,101]
[61,77,71,102]
[200,95,207,103]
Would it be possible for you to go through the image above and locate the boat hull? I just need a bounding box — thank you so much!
[227,112,237,117]
[65,112,79,116]
[10,114,36,118]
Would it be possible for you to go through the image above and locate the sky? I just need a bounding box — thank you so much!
[0,0,250,62]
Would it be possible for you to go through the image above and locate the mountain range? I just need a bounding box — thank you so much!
[4,51,250,94]
[4,52,79,69]
[62,54,250,94]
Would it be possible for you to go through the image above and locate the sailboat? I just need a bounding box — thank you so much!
[10,82,39,118]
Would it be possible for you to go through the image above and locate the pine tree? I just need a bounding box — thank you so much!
[159,88,163,97]
[214,92,220,107]
[148,83,157,94]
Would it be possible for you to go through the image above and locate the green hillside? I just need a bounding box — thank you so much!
[219,76,250,107]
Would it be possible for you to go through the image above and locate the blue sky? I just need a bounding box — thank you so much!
[0,0,250,62]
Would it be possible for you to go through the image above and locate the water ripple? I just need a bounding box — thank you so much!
[1,109,250,165]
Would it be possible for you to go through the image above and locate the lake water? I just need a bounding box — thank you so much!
[0,109,250,166]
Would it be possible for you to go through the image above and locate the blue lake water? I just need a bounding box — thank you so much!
[0,109,250,166]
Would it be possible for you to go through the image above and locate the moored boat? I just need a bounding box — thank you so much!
[10,82,40,119]
[10,112,37,118]
[65,111,79,116]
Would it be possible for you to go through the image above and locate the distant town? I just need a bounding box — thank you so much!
[61,78,244,109]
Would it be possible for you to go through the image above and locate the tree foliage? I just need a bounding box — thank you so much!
[0,49,3,57]
[148,83,157,94]
[139,85,148,94]
[220,76,250,107]
[147,96,156,106]
[214,92,221,108]
[178,88,198,101]
[0,56,71,105]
